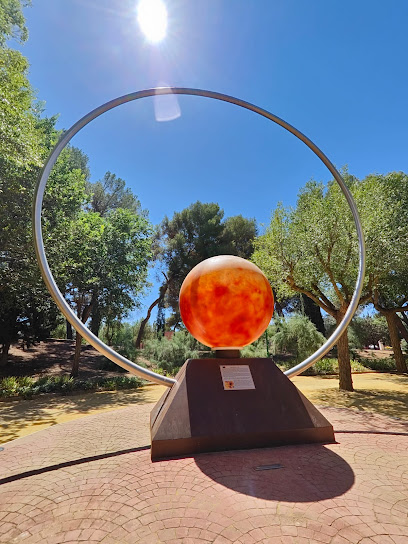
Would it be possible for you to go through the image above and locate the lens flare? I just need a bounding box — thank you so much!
[137,0,167,43]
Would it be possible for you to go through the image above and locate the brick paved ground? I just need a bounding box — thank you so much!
[0,404,407,543]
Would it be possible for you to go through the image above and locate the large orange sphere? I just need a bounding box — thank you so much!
[179,255,274,349]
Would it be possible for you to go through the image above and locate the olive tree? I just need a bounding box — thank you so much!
[253,175,372,391]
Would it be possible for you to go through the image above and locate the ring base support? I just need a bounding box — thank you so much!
[150,358,335,461]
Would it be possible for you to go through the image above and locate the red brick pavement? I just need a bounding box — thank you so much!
[0,404,407,543]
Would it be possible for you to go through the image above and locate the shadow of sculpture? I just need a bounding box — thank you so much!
[194,442,354,502]
[0,445,151,486]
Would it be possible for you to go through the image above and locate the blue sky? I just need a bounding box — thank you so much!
[19,0,408,320]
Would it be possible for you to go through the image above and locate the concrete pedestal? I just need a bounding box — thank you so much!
[150,358,335,461]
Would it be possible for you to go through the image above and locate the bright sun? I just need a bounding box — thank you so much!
[137,0,168,43]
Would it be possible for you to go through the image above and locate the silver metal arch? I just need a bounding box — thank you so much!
[33,87,366,386]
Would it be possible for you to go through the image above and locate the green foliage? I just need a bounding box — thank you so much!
[86,171,144,217]
[251,171,394,389]
[62,208,153,322]
[0,0,30,45]
[277,358,369,375]
[253,174,364,306]
[357,357,397,372]
[50,322,67,339]
[0,128,89,357]
[241,336,270,359]
[157,201,258,327]
[0,374,143,398]
[351,314,390,347]
[270,315,326,362]
[142,331,208,375]
[356,172,408,306]
[99,321,147,363]
[97,359,128,372]
[0,47,41,167]
[221,214,258,259]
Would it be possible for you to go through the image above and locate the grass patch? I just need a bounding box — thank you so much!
[0,375,144,399]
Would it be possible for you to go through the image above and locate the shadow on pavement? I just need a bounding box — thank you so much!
[194,443,354,502]
[0,445,151,485]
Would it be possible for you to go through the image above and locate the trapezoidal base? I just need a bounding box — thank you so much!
[150,358,335,461]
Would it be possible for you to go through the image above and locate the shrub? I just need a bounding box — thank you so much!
[0,375,144,398]
[100,321,139,361]
[49,322,67,339]
[277,357,369,375]
[271,315,326,362]
[241,340,269,359]
[142,331,209,375]
[97,359,127,372]
[304,358,339,375]
[358,357,397,372]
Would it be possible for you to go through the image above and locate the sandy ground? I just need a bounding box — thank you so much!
[1,372,406,444]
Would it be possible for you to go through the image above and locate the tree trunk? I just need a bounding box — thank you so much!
[135,282,169,349]
[395,313,408,344]
[66,320,73,340]
[90,297,101,337]
[335,314,353,391]
[384,311,407,373]
[70,302,93,378]
[399,310,408,329]
[272,289,284,317]
[71,332,82,378]
[302,294,326,336]
[0,342,10,366]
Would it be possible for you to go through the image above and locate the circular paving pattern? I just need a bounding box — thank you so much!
[0,404,407,543]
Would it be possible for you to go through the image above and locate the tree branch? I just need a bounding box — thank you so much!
[135,276,170,349]
[358,274,374,305]
[286,275,336,317]
[395,314,408,343]
[314,244,345,305]
[311,282,337,313]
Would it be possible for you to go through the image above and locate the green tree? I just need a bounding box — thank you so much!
[351,314,390,348]
[62,209,152,376]
[0,0,30,45]
[221,214,258,258]
[0,0,34,164]
[253,176,372,391]
[86,171,144,217]
[135,202,258,347]
[0,110,88,365]
[357,172,408,371]
[85,171,146,336]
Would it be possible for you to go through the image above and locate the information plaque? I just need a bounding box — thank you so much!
[220,365,255,390]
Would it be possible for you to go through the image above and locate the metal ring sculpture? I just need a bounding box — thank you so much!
[33,87,366,387]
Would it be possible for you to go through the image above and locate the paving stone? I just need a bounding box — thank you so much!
[0,404,407,543]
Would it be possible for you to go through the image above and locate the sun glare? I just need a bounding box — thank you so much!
[137,0,168,43]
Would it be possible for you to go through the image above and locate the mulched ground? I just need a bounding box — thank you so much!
[1,340,126,380]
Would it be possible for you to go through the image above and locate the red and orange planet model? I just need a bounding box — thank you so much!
[150,255,334,461]
[180,255,274,350]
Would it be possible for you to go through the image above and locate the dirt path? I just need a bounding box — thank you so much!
[1,373,407,444]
